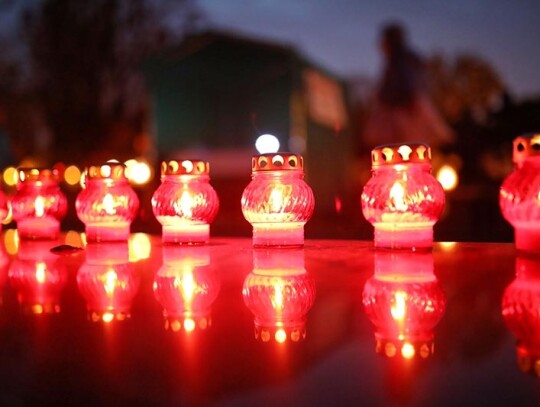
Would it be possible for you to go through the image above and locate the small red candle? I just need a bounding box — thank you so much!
[8,240,67,314]
[11,168,67,240]
[500,134,540,253]
[361,144,445,250]
[241,153,315,247]
[77,243,139,322]
[153,246,219,332]
[502,255,540,376]
[76,163,139,242]
[362,251,446,358]
[243,249,316,343]
[152,160,219,245]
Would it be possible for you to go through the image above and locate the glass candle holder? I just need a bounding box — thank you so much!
[361,144,445,250]
[152,160,219,245]
[11,168,68,240]
[241,153,315,247]
[243,249,316,343]
[362,251,446,358]
[0,190,9,229]
[77,243,139,322]
[500,134,540,253]
[76,163,140,242]
[8,240,67,314]
[153,246,219,332]
[502,255,540,377]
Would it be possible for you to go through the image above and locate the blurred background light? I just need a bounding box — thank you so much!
[255,134,280,154]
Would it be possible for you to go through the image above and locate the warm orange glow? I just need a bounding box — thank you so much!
[269,186,284,212]
[401,342,416,359]
[102,312,114,323]
[3,166,18,186]
[64,165,82,186]
[174,271,197,303]
[4,229,19,255]
[389,182,408,211]
[436,165,458,191]
[64,230,85,247]
[175,190,195,217]
[35,262,47,284]
[124,159,152,185]
[2,201,13,225]
[275,328,287,343]
[32,304,44,314]
[34,196,45,217]
[183,318,196,332]
[128,233,151,262]
[102,269,119,297]
[390,290,407,321]
[102,193,116,215]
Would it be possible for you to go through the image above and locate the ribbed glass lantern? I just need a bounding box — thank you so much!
[361,143,445,250]
[152,160,219,244]
[500,134,540,253]
[11,168,67,239]
[241,153,315,247]
[76,163,140,242]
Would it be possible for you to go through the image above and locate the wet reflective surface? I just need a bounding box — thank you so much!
[0,231,539,406]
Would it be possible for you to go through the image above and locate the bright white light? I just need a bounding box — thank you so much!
[437,165,458,192]
[255,134,280,154]
[125,159,152,185]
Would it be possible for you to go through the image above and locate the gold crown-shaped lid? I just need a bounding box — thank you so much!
[252,153,304,172]
[371,143,432,168]
[18,167,60,183]
[161,160,209,175]
[86,162,127,180]
[513,134,540,164]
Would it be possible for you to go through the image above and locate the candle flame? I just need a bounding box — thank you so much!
[175,190,194,218]
[35,262,47,284]
[270,187,283,212]
[102,193,116,215]
[103,269,118,297]
[391,290,407,322]
[174,270,197,303]
[35,196,45,217]
[389,182,408,211]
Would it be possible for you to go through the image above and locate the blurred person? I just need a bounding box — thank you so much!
[363,23,454,148]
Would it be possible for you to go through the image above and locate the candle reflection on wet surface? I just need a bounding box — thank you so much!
[0,234,538,406]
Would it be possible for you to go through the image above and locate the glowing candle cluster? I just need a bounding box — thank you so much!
[500,134,540,253]
[153,246,219,332]
[241,153,314,247]
[502,255,540,376]
[76,163,140,242]
[362,251,446,358]
[361,143,445,250]
[11,168,68,240]
[243,249,316,343]
[152,160,219,244]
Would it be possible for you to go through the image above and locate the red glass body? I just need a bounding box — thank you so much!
[153,246,219,332]
[500,157,540,253]
[152,161,219,245]
[502,256,540,376]
[241,154,315,247]
[8,240,67,314]
[0,190,8,227]
[362,162,444,250]
[76,164,139,242]
[242,249,316,342]
[77,243,140,322]
[362,251,446,358]
[11,169,67,240]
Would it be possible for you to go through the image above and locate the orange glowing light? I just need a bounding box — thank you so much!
[275,328,287,343]
[401,342,416,359]
[64,165,82,186]
[389,182,408,211]
[269,186,284,212]
[124,159,152,185]
[3,166,18,186]
[390,290,407,321]
[128,233,151,262]
[34,196,45,217]
[183,318,196,332]
[102,269,119,297]
[436,165,458,191]
[4,229,19,255]
[102,312,115,323]
[35,262,47,284]
[64,230,85,248]
[102,193,116,215]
